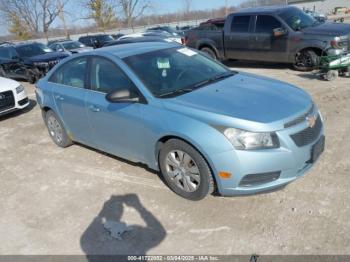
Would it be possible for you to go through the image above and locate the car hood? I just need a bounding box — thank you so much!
[163,72,312,127]
[0,77,20,91]
[69,47,93,53]
[28,52,70,62]
[302,22,350,36]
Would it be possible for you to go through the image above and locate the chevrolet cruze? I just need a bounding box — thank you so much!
[35,42,325,200]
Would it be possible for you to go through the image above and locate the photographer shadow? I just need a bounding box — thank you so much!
[80,194,166,260]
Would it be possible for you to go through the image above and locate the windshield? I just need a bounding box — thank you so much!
[15,43,53,57]
[98,35,114,42]
[63,41,85,50]
[123,47,234,98]
[279,8,318,30]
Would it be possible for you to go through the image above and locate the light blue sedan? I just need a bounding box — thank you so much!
[35,42,325,200]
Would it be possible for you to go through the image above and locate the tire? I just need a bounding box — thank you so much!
[45,110,73,148]
[200,47,217,60]
[294,49,319,72]
[324,70,338,81]
[159,139,215,201]
[25,69,37,84]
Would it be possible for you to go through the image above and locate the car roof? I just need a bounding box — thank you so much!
[234,5,296,15]
[97,41,179,59]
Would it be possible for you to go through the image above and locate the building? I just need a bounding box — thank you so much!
[290,0,349,14]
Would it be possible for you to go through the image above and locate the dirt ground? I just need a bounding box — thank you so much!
[0,62,350,256]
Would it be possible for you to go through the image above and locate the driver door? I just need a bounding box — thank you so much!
[85,57,147,162]
[249,15,289,62]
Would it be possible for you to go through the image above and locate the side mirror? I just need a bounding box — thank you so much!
[273,27,287,37]
[106,88,140,103]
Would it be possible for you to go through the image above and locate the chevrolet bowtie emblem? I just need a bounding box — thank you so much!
[307,115,317,128]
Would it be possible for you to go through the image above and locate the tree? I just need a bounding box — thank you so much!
[8,13,31,40]
[119,0,150,28]
[0,0,69,39]
[85,0,116,30]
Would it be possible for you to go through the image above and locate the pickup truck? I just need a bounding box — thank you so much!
[184,5,350,71]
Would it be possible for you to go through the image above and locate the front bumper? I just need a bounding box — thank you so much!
[0,89,29,116]
[209,116,325,196]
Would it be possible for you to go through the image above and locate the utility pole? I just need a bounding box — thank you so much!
[225,0,228,16]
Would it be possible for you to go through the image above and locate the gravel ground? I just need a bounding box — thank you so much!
[0,62,349,256]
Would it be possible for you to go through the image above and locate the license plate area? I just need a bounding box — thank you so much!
[308,136,325,164]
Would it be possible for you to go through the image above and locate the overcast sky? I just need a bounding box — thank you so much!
[0,0,247,36]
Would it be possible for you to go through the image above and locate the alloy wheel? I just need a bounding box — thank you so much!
[47,115,63,144]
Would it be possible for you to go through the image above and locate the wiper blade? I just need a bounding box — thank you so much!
[194,72,234,88]
[157,88,194,98]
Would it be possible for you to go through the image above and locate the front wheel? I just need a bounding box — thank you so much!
[45,110,73,148]
[294,50,319,72]
[159,139,215,201]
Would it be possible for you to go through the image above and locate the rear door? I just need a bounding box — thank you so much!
[49,57,93,144]
[224,15,253,60]
[250,15,289,62]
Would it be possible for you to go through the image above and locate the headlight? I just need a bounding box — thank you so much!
[330,36,348,50]
[16,85,25,94]
[222,128,280,150]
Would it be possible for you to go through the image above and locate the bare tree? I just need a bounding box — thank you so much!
[119,0,150,28]
[84,0,116,30]
[0,0,40,34]
[0,0,69,39]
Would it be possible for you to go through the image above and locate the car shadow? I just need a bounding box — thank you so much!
[0,99,37,121]
[80,194,166,260]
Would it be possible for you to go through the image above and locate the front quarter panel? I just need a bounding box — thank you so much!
[140,100,239,191]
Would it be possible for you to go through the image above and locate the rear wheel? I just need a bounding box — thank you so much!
[294,49,319,71]
[200,47,217,60]
[159,139,214,201]
[45,110,73,148]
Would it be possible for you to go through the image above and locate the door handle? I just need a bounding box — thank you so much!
[88,105,100,112]
[54,95,64,101]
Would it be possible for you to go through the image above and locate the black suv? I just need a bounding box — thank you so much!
[0,42,70,83]
[78,34,114,48]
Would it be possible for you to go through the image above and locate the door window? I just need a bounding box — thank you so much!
[49,57,87,88]
[255,15,282,33]
[0,47,11,59]
[231,15,251,32]
[90,57,137,95]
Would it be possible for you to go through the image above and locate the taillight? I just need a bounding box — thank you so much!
[181,36,189,45]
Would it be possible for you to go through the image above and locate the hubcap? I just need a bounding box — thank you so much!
[165,150,201,193]
[47,116,63,144]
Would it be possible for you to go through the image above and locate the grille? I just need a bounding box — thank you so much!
[0,90,15,112]
[284,104,314,129]
[48,60,60,69]
[290,114,322,147]
[239,171,281,187]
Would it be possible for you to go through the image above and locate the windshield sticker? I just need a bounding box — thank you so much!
[177,48,197,57]
[157,58,170,69]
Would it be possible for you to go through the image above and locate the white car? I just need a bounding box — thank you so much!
[0,77,29,116]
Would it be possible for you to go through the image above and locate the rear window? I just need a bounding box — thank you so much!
[231,15,251,33]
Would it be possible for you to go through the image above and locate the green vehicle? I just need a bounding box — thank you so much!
[319,52,350,81]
